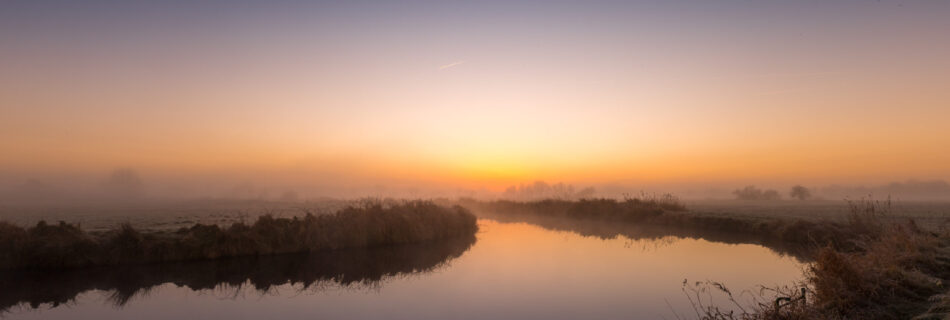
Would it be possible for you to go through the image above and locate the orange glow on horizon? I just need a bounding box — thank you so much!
[2,1,949,196]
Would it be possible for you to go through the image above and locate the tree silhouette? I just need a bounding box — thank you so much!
[790,185,812,201]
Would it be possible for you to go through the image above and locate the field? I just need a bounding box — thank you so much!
[687,199,950,230]
[4,197,947,232]
[0,199,352,232]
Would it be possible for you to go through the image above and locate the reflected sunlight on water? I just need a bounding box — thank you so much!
[2,220,804,320]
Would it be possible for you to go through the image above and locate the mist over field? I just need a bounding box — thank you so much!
[2,1,950,319]
[3,166,950,205]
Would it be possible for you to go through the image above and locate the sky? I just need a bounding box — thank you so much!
[2,0,949,197]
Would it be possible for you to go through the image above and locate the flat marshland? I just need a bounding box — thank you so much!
[0,200,478,269]
[2,196,949,319]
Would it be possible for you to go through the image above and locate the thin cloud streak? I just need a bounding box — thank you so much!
[439,61,465,70]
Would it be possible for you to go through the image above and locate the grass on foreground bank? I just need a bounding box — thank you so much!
[0,200,478,269]
[686,200,950,320]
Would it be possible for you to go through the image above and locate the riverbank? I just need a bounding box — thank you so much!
[691,213,950,319]
[0,200,478,269]
[462,197,950,319]
[459,197,873,252]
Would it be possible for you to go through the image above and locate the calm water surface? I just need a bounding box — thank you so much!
[2,219,805,319]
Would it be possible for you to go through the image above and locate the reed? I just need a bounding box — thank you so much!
[681,199,950,320]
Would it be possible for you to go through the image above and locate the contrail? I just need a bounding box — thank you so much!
[439,61,465,70]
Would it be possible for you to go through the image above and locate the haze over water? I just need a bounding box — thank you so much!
[3,2,950,319]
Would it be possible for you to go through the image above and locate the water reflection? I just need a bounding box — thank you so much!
[475,211,814,261]
[0,234,476,313]
[0,220,805,319]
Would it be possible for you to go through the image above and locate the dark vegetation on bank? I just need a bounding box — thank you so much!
[689,200,950,320]
[0,234,476,313]
[462,196,950,319]
[0,200,477,269]
[461,196,916,254]
[475,209,814,261]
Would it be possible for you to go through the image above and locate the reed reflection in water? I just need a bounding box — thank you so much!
[0,234,477,313]
[474,210,815,261]
[1,220,803,320]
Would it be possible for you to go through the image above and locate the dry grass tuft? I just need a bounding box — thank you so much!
[684,199,950,320]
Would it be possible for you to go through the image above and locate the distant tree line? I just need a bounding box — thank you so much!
[501,181,595,201]
[732,185,782,200]
[732,185,812,201]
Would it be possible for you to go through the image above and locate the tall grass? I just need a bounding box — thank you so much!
[0,200,477,269]
[681,199,950,320]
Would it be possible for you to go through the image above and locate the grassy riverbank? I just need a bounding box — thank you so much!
[460,197,875,251]
[463,197,950,319]
[692,200,950,320]
[0,200,478,269]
